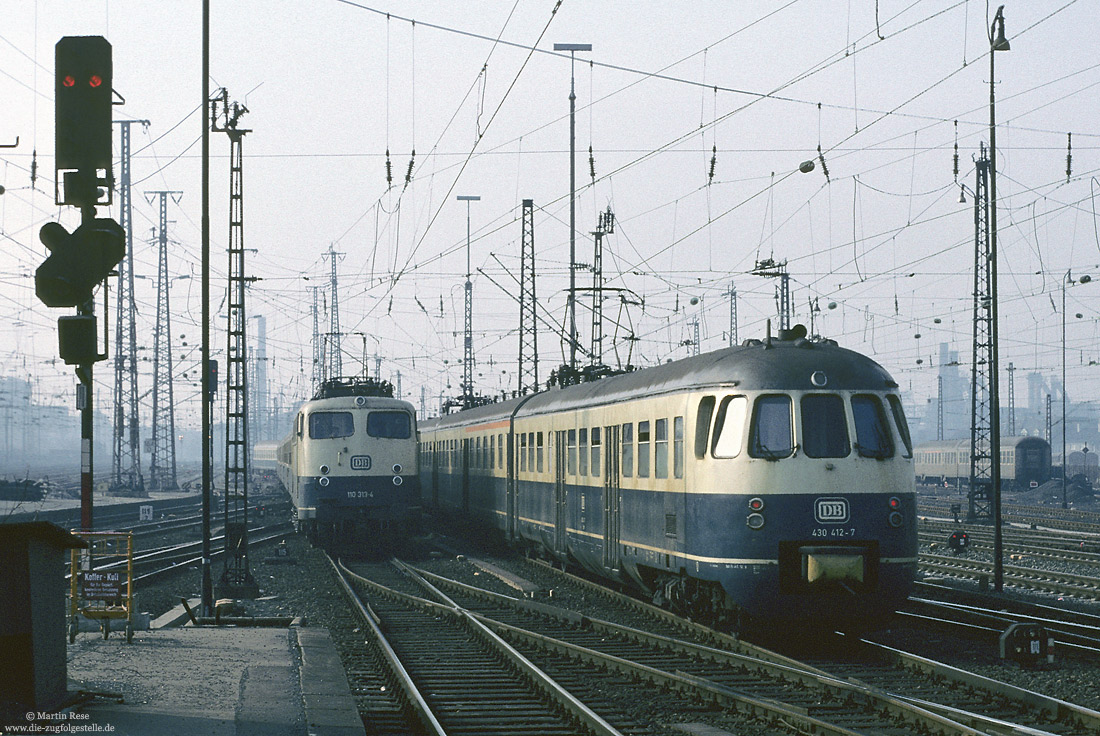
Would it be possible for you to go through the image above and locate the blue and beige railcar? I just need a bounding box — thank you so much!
[914,436,1051,489]
[276,378,420,546]
[420,327,918,627]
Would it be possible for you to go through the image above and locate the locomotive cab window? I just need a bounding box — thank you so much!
[309,411,354,439]
[801,394,850,458]
[712,395,748,458]
[367,411,411,439]
[748,395,793,459]
[886,395,913,458]
[852,395,894,459]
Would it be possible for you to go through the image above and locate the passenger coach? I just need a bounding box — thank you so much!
[420,326,918,627]
[914,436,1052,489]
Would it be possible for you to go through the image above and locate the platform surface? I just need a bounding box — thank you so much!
[60,625,363,736]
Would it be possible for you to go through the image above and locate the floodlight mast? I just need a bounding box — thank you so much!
[553,42,591,371]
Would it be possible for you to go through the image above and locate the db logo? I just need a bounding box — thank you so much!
[814,497,849,524]
[350,455,372,470]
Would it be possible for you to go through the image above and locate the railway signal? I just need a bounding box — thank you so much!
[35,219,125,309]
[55,36,113,206]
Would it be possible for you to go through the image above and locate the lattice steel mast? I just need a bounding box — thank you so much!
[326,245,343,380]
[147,190,182,491]
[590,206,614,366]
[311,286,322,390]
[725,283,738,346]
[753,258,791,331]
[111,119,148,495]
[213,89,257,597]
[518,199,538,394]
[967,146,993,523]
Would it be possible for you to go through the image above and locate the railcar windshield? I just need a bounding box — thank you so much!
[711,395,747,458]
[749,395,793,459]
[367,410,412,439]
[886,395,913,457]
[801,394,850,458]
[852,395,893,458]
[309,411,354,439]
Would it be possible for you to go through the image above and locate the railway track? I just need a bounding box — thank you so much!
[920,551,1100,601]
[327,548,1100,736]
[331,556,623,736]
[900,587,1100,655]
[423,550,1100,735]
[919,500,1100,535]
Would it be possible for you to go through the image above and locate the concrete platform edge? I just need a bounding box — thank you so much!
[294,625,365,736]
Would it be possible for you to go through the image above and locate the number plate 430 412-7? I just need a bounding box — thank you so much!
[350,455,372,470]
[811,528,857,538]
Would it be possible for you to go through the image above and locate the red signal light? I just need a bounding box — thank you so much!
[88,75,102,88]
[63,75,75,87]
[748,497,764,511]
[888,496,901,509]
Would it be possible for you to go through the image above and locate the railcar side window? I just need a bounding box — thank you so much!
[567,430,577,475]
[520,433,528,472]
[490,435,495,469]
[655,419,668,479]
[579,429,589,476]
[712,396,748,458]
[695,396,716,458]
[528,432,535,471]
[499,434,505,467]
[297,413,304,438]
[673,416,684,478]
[591,427,601,477]
[309,411,354,439]
[801,394,850,458]
[366,411,411,439]
[638,421,651,477]
[748,395,793,459]
[622,423,634,477]
[536,432,543,472]
[886,395,913,458]
[852,395,894,459]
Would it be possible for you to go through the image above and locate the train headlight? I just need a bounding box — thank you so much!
[746,513,765,530]
[320,464,330,475]
[318,476,330,487]
[393,464,402,474]
[392,476,403,486]
[888,511,904,528]
[748,497,765,512]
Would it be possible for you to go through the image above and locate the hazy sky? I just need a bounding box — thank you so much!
[3,1,1099,429]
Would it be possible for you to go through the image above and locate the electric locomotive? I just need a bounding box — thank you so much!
[420,325,918,627]
[277,377,420,547]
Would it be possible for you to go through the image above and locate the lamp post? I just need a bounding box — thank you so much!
[988,4,1010,594]
[457,194,480,407]
[553,42,591,371]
